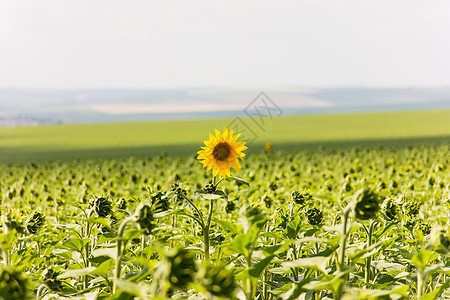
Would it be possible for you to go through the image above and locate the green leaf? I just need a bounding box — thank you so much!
[198,193,223,200]
[61,238,88,253]
[114,278,150,296]
[373,261,405,274]
[304,272,346,295]
[278,277,312,300]
[259,240,293,256]
[286,217,302,239]
[196,189,227,199]
[0,230,18,250]
[419,279,450,300]
[72,291,99,300]
[313,245,339,258]
[341,285,409,300]
[225,233,251,257]
[90,259,114,278]
[52,249,74,260]
[216,219,241,234]
[248,255,275,278]
[411,249,438,270]
[92,247,117,260]
[57,266,96,279]
[85,216,110,229]
[349,236,397,260]
[282,256,329,274]
[225,176,250,187]
[367,285,409,299]
[122,229,145,240]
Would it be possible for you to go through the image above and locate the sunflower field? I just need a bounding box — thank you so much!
[0,128,449,299]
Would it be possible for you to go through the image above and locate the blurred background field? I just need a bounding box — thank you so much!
[1,109,449,164]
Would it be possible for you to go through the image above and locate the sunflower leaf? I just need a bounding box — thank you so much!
[225,176,250,187]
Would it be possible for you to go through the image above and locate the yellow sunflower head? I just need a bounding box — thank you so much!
[197,128,247,178]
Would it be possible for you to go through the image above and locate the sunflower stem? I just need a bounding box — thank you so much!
[364,220,376,284]
[336,204,352,300]
[204,198,214,262]
[180,193,204,226]
[113,216,136,294]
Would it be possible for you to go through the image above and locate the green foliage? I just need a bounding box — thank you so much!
[0,140,449,299]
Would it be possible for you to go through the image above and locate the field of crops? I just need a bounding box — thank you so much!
[1,109,449,163]
[0,110,450,300]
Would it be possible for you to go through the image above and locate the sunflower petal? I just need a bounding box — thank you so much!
[197,127,247,178]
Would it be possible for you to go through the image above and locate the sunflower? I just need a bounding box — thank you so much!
[197,128,247,178]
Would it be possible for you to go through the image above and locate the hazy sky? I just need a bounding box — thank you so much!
[0,1,449,89]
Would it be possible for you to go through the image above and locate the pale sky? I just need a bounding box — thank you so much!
[0,0,449,89]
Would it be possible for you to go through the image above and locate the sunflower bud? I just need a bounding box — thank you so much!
[93,196,112,218]
[265,143,273,153]
[117,197,127,210]
[26,212,45,235]
[199,265,236,299]
[269,181,278,191]
[152,198,170,213]
[417,220,431,236]
[41,268,63,292]
[6,188,16,200]
[0,268,28,300]
[150,190,170,213]
[167,248,197,289]
[354,189,380,220]
[225,201,236,213]
[291,190,312,206]
[404,216,416,231]
[263,195,273,208]
[344,182,352,192]
[429,227,450,254]
[134,203,155,235]
[204,183,217,194]
[170,183,186,203]
[402,201,420,217]
[306,208,323,225]
[150,190,164,202]
[381,199,399,222]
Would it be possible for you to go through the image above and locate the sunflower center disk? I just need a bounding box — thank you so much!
[212,142,231,161]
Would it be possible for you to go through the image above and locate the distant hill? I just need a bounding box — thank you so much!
[1,87,449,126]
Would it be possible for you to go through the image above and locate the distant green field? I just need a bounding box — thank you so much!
[1,109,449,163]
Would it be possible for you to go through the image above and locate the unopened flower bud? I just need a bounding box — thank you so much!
[135,203,155,235]
[291,190,312,206]
[354,189,380,220]
[417,220,431,236]
[225,201,236,213]
[402,201,420,217]
[93,197,112,218]
[200,265,236,299]
[167,248,197,289]
[204,183,217,194]
[306,208,323,225]
[26,212,45,235]
[263,195,273,208]
[382,199,399,222]
[0,268,28,300]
